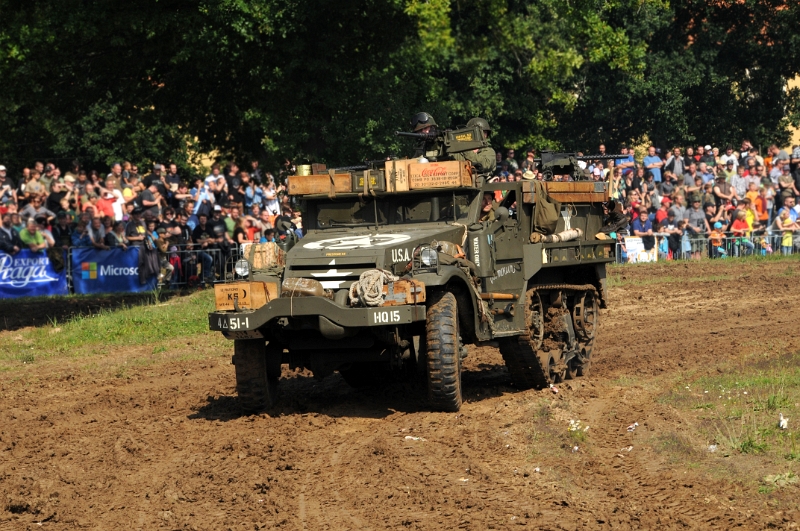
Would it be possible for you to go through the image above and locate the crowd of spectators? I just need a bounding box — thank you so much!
[0,159,303,285]
[491,141,800,260]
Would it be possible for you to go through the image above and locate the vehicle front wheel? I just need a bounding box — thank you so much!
[233,339,280,412]
[425,292,462,412]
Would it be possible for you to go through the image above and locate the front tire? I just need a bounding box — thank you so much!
[234,339,280,412]
[425,292,462,412]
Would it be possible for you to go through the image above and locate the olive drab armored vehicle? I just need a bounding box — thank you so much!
[209,150,618,412]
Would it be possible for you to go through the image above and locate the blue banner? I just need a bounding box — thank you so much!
[0,249,69,298]
[71,247,158,294]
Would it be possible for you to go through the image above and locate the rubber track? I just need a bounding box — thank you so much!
[499,287,550,390]
[234,339,277,412]
[426,292,462,412]
[499,284,599,390]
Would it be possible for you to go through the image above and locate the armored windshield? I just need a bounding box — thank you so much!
[312,191,474,229]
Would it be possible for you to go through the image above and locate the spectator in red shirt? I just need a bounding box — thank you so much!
[730,210,754,256]
[655,197,671,224]
[95,191,117,219]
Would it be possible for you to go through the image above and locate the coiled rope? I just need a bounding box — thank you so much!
[349,269,398,307]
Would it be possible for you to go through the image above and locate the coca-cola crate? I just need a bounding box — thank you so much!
[408,161,472,189]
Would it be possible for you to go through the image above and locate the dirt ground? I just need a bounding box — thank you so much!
[2,259,799,530]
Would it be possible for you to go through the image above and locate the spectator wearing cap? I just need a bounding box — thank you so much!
[521,149,536,172]
[142,163,163,189]
[40,163,56,192]
[140,181,163,218]
[18,217,46,252]
[0,212,23,254]
[700,145,716,167]
[719,146,737,170]
[51,211,73,249]
[125,207,147,245]
[720,159,736,181]
[643,146,663,183]
[708,221,726,258]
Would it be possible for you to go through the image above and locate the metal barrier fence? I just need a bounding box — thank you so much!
[64,244,241,292]
[614,232,800,264]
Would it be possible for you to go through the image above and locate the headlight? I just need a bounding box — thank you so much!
[234,259,251,278]
[420,247,438,267]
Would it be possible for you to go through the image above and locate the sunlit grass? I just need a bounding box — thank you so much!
[0,290,219,367]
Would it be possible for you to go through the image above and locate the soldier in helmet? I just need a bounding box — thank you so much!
[409,112,440,159]
[451,117,497,175]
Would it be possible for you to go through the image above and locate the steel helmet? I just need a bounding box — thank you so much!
[466,117,491,133]
[410,112,437,132]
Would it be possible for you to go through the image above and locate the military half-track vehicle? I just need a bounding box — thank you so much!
[209,152,616,412]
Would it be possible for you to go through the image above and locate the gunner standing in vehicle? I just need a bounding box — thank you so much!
[451,117,497,175]
[409,112,440,160]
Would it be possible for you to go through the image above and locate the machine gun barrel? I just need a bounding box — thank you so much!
[533,153,624,163]
[395,130,437,141]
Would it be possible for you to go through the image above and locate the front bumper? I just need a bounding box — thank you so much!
[209,296,427,334]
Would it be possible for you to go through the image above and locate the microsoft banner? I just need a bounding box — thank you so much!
[71,247,158,294]
[0,249,69,298]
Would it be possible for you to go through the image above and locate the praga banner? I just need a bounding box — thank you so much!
[0,249,69,298]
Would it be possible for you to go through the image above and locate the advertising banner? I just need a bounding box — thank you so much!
[0,249,69,298]
[624,237,658,263]
[71,247,158,294]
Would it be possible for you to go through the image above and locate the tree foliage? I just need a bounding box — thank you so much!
[0,0,798,175]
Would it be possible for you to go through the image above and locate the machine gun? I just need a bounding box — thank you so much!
[329,158,394,172]
[395,125,489,160]
[534,151,624,181]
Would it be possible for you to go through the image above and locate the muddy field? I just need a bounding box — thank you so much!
[2,259,799,530]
